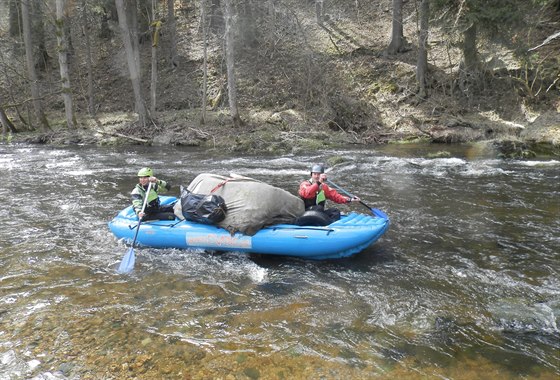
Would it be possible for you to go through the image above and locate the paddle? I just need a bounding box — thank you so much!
[326,179,388,219]
[118,182,152,274]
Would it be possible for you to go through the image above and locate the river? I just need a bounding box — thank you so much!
[0,143,558,379]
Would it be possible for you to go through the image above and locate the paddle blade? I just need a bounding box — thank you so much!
[372,208,388,220]
[117,247,136,274]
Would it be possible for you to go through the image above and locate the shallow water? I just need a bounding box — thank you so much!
[0,144,558,379]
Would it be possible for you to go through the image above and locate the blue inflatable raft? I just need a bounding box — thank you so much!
[108,196,389,260]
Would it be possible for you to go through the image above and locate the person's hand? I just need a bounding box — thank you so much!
[319,174,327,183]
[149,176,157,183]
[350,196,360,202]
[138,211,146,219]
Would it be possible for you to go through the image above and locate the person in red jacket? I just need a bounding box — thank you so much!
[298,164,360,223]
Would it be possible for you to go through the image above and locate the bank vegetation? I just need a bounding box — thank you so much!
[0,0,559,157]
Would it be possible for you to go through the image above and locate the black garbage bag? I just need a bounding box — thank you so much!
[178,185,227,225]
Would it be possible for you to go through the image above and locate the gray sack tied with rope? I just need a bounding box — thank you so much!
[174,173,305,235]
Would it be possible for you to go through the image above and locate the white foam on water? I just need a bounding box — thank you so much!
[246,263,268,283]
[517,160,559,167]
[66,170,94,176]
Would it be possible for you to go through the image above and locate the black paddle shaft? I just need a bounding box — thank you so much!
[326,180,374,211]
[326,180,388,220]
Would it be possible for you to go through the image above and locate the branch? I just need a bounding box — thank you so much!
[95,129,149,143]
[528,31,560,52]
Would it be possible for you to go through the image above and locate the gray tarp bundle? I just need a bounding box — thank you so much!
[174,173,305,235]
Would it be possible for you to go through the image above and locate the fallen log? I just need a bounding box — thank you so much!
[96,129,149,143]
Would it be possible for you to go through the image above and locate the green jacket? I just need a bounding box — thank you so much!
[131,180,171,215]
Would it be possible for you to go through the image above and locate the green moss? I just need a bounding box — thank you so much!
[236,353,247,364]
[243,367,260,379]
[528,142,560,157]
[326,156,347,167]
[1,133,12,143]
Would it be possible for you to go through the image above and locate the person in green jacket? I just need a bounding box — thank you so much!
[131,167,175,221]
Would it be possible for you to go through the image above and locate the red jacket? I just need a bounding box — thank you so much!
[299,180,348,207]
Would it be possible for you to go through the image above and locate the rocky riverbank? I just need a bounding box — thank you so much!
[6,108,559,158]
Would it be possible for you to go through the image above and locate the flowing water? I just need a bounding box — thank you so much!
[0,143,558,379]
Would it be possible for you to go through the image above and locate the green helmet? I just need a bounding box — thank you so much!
[310,164,324,174]
[137,167,153,177]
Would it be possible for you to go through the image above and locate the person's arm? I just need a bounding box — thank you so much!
[149,176,171,194]
[322,184,352,204]
[299,180,320,199]
[322,184,360,204]
[131,187,145,216]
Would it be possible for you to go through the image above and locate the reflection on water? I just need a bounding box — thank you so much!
[0,144,558,379]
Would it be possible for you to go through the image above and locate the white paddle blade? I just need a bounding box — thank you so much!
[117,247,135,274]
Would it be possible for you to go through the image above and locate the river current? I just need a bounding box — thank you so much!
[0,143,558,379]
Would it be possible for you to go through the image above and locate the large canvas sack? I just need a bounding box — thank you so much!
[177,173,305,235]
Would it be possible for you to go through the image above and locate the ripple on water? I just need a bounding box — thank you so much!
[1,145,559,378]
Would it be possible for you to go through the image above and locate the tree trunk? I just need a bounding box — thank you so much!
[150,0,158,115]
[99,2,114,39]
[387,0,405,55]
[9,0,21,37]
[56,0,76,129]
[315,0,324,25]
[268,0,275,34]
[200,0,208,125]
[0,105,18,137]
[416,0,429,99]
[241,0,257,47]
[224,0,242,127]
[462,23,479,73]
[129,0,141,79]
[210,0,224,34]
[82,0,96,116]
[21,0,50,131]
[31,1,50,71]
[115,0,147,127]
[167,0,177,68]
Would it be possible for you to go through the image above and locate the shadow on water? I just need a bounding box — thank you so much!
[249,242,398,271]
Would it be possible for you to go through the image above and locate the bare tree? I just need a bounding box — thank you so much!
[31,1,50,71]
[0,105,18,138]
[315,0,324,25]
[115,0,148,127]
[150,0,160,115]
[461,23,479,73]
[167,0,177,68]
[209,0,224,34]
[416,0,429,99]
[200,0,208,125]
[240,0,257,47]
[9,0,22,37]
[224,0,242,127]
[268,0,276,34]
[21,0,50,131]
[82,0,96,116]
[55,0,76,129]
[387,0,407,55]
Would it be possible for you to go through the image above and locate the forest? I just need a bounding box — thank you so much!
[0,0,559,156]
